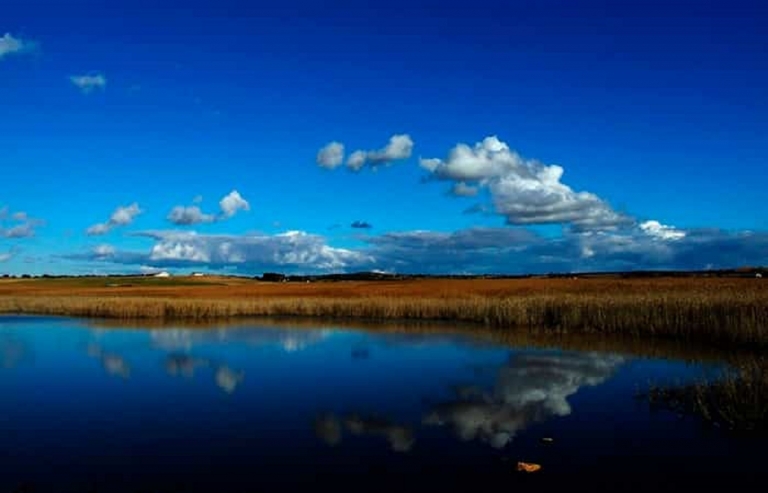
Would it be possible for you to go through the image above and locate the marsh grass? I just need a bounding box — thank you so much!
[646,357,768,433]
[1,287,766,348]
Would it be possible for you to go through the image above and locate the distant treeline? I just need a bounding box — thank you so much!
[259,269,767,282]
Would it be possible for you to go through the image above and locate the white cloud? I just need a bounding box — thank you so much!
[639,220,686,241]
[0,208,42,239]
[345,134,414,171]
[139,265,163,274]
[366,134,414,163]
[0,33,28,60]
[167,206,216,225]
[110,203,141,225]
[218,190,250,219]
[0,251,12,262]
[421,136,630,230]
[346,150,367,171]
[86,203,142,235]
[166,191,250,226]
[93,244,116,258]
[316,141,345,169]
[85,223,111,236]
[451,182,479,197]
[0,223,35,238]
[69,73,107,93]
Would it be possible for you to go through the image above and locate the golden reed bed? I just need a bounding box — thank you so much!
[1,276,766,349]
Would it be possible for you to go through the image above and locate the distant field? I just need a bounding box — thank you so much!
[0,275,766,349]
[0,275,762,299]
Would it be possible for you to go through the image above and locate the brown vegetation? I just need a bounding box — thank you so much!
[646,356,768,433]
[0,276,766,349]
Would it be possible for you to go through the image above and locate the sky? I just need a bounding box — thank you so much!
[2,0,767,275]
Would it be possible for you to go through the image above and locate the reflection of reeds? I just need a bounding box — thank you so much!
[646,357,768,433]
[1,288,767,348]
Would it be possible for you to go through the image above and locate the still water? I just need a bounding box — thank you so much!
[0,316,763,492]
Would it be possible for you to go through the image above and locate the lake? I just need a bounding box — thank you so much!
[0,315,763,492]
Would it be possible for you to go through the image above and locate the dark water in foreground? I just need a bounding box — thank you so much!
[0,316,763,492]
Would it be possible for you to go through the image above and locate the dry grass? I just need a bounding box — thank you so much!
[0,276,766,348]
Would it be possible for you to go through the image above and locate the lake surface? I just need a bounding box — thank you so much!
[0,315,763,492]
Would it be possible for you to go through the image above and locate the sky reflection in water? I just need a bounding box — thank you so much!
[0,315,761,492]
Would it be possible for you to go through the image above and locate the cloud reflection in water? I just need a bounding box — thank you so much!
[423,351,625,448]
[315,413,415,452]
[87,343,130,379]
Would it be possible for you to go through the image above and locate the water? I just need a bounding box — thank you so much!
[0,315,763,492]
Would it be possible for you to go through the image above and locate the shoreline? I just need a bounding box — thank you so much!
[1,276,765,350]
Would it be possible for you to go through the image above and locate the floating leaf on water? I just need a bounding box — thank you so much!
[517,462,542,473]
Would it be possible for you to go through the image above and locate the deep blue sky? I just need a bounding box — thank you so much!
[2,0,767,275]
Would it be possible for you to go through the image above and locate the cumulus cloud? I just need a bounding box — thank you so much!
[421,136,631,231]
[639,220,686,241]
[0,207,42,239]
[86,203,142,235]
[70,73,107,93]
[0,33,30,60]
[167,190,250,226]
[424,351,624,449]
[351,221,373,229]
[332,134,414,171]
[167,206,216,225]
[0,251,12,262]
[316,141,345,169]
[218,190,250,218]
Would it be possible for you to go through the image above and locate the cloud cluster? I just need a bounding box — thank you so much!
[364,224,768,274]
[0,207,42,239]
[423,351,624,449]
[70,73,107,93]
[64,230,375,273]
[421,136,630,231]
[69,220,768,275]
[0,33,29,60]
[317,134,414,171]
[134,230,373,271]
[167,190,250,225]
[86,203,142,236]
